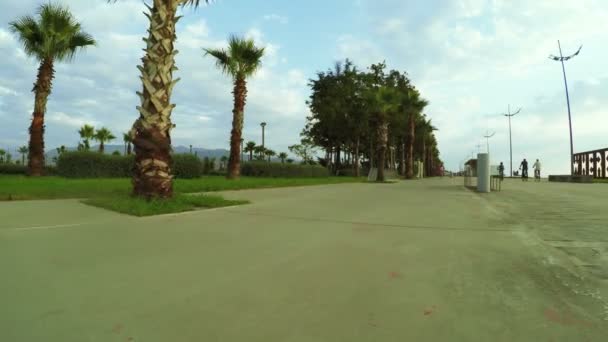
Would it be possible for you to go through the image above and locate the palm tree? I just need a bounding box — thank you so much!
[404,89,428,179]
[123,132,133,155]
[0,149,6,163]
[108,0,211,199]
[204,36,265,179]
[53,145,67,163]
[366,86,401,182]
[78,124,95,151]
[415,116,437,177]
[93,127,116,153]
[18,146,28,165]
[265,149,276,163]
[220,155,228,170]
[9,4,95,176]
[254,145,266,161]
[278,152,288,163]
[244,141,256,161]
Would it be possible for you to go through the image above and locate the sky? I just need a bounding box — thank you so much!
[0,0,607,175]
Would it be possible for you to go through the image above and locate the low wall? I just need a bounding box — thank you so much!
[548,175,593,183]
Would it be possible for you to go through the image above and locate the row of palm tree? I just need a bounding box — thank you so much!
[242,141,289,163]
[303,60,443,181]
[2,146,31,165]
[11,1,269,199]
[77,124,117,153]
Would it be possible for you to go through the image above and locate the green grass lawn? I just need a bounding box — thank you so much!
[593,178,608,183]
[0,175,365,201]
[0,175,363,216]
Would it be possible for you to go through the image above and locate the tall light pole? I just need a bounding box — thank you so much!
[483,131,496,155]
[503,105,522,177]
[549,41,582,175]
[260,122,267,149]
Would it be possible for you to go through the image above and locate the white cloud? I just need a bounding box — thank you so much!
[0,85,18,96]
[263,14,289,24]
[47,112,99,128]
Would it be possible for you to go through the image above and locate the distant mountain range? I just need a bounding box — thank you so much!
[44,144,229,162]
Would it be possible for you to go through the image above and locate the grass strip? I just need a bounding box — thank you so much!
[83,193,249,217]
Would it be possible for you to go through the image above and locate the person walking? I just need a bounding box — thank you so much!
[520,158,529,181]
[533,159,542,182]
[498,162,505,181]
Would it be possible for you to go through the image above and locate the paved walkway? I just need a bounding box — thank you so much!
[1,177,607,341]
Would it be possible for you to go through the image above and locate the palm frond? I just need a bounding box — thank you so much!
[9,3,94,61]
[203,48,237,76]
[107,0,211,8]
[9,15,44,58]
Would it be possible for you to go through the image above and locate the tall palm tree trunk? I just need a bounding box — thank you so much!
[127,142,132,155]
[354,136,360,177]
[131,1,179,199]
[227,77,246,179]
[100,142,105,154]
[28,58,54,176]
[406,114,415,179]
[376,120,388,182]
[421,140,426,177]
[400,138,406,176]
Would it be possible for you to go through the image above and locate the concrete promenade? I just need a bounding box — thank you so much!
[1,177,607,341]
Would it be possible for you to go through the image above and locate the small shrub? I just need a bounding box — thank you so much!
[240,161,329,178]
[336,168,369,177]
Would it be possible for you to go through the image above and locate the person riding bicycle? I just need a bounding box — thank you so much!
[519,158,529,181]
[498,162,505,181]
[533,159,541,181]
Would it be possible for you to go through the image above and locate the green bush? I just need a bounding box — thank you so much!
[57,151,133,178]
[0,163,27,175]
[240,161,330,178]
[171,154,203,179]
[0,164,57,175]
[57,151,203,178]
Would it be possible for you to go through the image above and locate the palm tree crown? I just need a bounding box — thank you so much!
[9,3,96,62]
[203,35,265,79]
[79,124,95,150]
[94,127,116,153]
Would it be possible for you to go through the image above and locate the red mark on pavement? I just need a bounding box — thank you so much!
[389,271,401,279]
[543,308,593,328]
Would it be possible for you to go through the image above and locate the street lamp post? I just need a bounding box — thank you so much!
[260,122,267,149]
[483,131,496,155]
[549,41,582,176]
[503,105,522,177]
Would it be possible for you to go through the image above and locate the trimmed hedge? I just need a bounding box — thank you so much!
[57,152,133,178]
[171,154,203,179]
[57,151,203,178]
[0,164,57,176]
[0,164,27,175]
[240,161,330,178]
